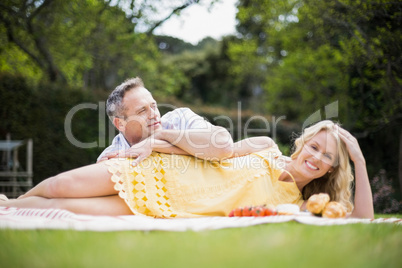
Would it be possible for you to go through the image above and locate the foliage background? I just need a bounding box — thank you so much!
[0,0,401,213]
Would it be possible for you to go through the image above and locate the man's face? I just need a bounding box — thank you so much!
[115,87,162,145]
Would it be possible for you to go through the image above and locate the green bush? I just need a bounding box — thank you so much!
[0,73,104,184]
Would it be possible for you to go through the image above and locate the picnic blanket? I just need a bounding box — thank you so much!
[0,206,400,232]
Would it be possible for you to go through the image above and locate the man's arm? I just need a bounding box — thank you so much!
[100,108,234,164]
[122,132,277,167]
[98,136,191,164]
[229,136,276,158]
[155,107,234,160]
[129,108,234,162]
[152,125,233,160]
[112,126,233,166]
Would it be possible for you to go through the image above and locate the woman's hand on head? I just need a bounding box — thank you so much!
[336,126,365,164]
[336,125,373,219]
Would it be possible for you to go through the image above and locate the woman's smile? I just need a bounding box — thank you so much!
[305,160,319,171]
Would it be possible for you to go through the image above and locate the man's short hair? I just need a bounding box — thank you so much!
[106,77,144,120]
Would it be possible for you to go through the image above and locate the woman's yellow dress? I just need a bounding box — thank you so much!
[106,147,304,218]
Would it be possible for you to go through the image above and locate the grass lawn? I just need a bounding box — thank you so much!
[1,215,401,268]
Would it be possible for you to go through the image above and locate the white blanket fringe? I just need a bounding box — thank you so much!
[0,206,400,231]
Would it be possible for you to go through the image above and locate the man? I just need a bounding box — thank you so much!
[97,77,233,165]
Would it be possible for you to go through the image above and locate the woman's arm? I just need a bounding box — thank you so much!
[230,136,276,158]
[337,126,374,219]
[350,159,374,218]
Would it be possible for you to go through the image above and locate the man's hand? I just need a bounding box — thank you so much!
[96,138,153,164]
[122,137,192,166]
[97,151,120,163]
[98,138,154,167]
[97,136,191,165]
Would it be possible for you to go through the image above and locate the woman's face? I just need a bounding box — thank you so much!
[296,130,338,180]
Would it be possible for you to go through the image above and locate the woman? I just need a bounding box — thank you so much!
[0,120,374,219]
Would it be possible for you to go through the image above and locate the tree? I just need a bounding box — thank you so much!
[0,0,210,89]
[0,0,67,82]
[228,0,303,111]
[228,0,402,200]
[229,0,402,125]
[300,0,402,131]
[300,0,402,196]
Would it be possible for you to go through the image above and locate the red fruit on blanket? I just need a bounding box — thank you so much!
[233,207,243,217]
[251,206,264,217]
[228,205,277,217]
[242,206,252,216]
[263,207,277,216]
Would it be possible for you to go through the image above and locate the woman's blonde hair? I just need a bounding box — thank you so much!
[290,120,354,212]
